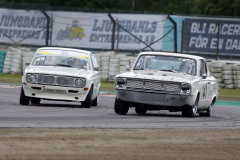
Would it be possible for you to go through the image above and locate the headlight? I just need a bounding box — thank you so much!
[181,83,191,94]
[27,74,37,83]
[75,78,85,88]
[115,78,126,88]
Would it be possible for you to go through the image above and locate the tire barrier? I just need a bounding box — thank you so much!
[3,48,15,73]
[109,57,120,81]
[209,61,226,89]
[233,65,240,89]
[22,51,35,73]
[222,64,235,89]
[0,51,7,73]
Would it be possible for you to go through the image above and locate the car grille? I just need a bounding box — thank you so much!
[35,74,76,87]
[126,79,181,93]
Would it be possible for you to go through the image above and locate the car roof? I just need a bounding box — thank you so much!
[139,51,204,60]
[37,47,91,55]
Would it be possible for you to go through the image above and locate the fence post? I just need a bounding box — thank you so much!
[216,22,220,60]
[41,10,50,46]
[167,15,177,53]
[108,13,116,50]
[181,21,184,53]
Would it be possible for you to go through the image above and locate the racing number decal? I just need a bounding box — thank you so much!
[202,84,208,100]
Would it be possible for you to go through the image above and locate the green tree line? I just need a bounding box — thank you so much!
[0,0,239,16]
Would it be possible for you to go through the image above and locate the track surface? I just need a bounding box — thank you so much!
[1,87,240,129]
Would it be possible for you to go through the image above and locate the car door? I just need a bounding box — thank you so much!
[91,54,101,99]
[198,59,210,108]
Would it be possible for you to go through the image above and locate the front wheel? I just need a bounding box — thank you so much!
[199,103,213,117]
[20,88,30,105]
[114,98,129,115]
[182,96,199,117]
[91,95,98,106]
[81,87,93,108]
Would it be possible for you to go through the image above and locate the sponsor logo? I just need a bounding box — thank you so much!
[56,20,85,41]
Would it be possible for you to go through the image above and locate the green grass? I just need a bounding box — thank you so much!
[1,73,240,98]
[0,73,22,83]
[100,80,114,89]
[218,89,240,98]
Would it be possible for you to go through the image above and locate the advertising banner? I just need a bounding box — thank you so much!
[182,17,240,55]
[0,8,46,45]
[51,11,165,50]
[111,14,165,50]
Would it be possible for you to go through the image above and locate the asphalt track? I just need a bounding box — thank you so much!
[0,85,240,129]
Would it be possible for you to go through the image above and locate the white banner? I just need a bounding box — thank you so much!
[0,8,165,50]
[51,11,111,49]
[0,8,46,45]
[51,11,165,50]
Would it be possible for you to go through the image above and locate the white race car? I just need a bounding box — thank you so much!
[20,47,101,108]
[115,52,218,117]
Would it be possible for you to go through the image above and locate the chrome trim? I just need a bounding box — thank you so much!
[26,73,86,88]
[123,78,183,94]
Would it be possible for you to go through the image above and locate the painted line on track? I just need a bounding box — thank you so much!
[0,83,240,107]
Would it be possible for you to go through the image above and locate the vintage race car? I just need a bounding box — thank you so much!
[114,52,218,117]
[20,47,101,108]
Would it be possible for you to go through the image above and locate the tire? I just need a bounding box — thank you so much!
[19,88,30,105]
[211,62,225,68]
[135,106,147,115]
[182,96,199,117]
[81,87,93,108]
[31,97,41,104]
[211,73,223,78]
[210,68,222,73]
[199,103,213,117]
[224,79,234,85]
[91,96,98,106]
[223,65,233,71]
[114,97,129,115]
[223,74,233,80]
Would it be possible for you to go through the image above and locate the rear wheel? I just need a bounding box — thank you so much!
[81,87,93,108]
[19,88,30,105]
[135,106,147,115]
[182,96,199,117]
[31,97,41,104]
[114,98,129,115]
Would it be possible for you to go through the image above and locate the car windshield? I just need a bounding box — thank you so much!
[134,55,196,76]
[31,50,90,70]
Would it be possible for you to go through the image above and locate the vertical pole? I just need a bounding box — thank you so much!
[41,10,50,46]
[185,24,191,54]
[181,21,184,53]
[167,15,177,53]
[132,0,135,10]
[216,22,220,60]
[116,19,120,53]
[108,13,116,50]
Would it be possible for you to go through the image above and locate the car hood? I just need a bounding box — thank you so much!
[117,70,197,84]
[25,66,90,77]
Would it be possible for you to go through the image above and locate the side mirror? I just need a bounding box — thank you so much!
[25,62,30,66]
[202,73,207,79]
[126,65,131,71]
[94,67,99,71]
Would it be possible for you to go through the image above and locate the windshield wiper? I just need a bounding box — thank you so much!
[55,63,73,68]
[159,69,177,73]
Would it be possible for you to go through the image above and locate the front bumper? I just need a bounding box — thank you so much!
[23,83,89,102]
[116,89,192,107]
